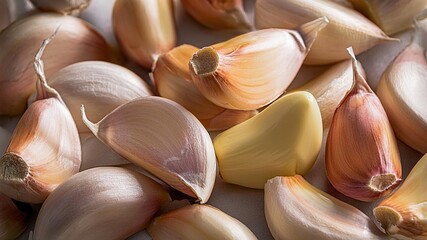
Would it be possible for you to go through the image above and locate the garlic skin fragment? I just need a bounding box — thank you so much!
[374,153,427,239]
[180,0,251,30]
[255,0,395,65]
[82,96,216,203]
[265,176,387,240]
[214,91,322,189]
[112,0,176,69]
[153,44,257,131]
[30,0,91,15]
[0,13,112,116]
[33,167,171,240]
[325,48,402,202]
[0,193,30,240]
[148,204,257,240]
[28,61,153,133]
[189,17,328,110]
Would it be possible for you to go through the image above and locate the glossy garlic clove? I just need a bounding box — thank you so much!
[265,176,387,240]
[30,0,91,15]
[112,0,176,69]
[0,193,30,240]
[148,204,257,240]
[325,48,402,202]
[255,0,396,65]
[33,167,171,240]
[214,91,323,189]
[153,44,257,131]
[82,96,216,203]
[189,17,328,110]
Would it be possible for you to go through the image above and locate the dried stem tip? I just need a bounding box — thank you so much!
[190,47,219,76]
[0,153,29,181]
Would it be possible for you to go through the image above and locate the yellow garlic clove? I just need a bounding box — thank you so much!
[30,0,91,15]
[153,44,257,131]
[33,167,171,240]
[255,0,396,65]
[348,0,427,35]
[82,96,216,203]
[376,19,427,153]
[373,153,427,239]
[189,18,328,110]
[0,193,30,240]
[265,176,387,240]
[325,48,402,202]
[0,13,112,116]
[148,204,257,240]
[112,0,176,69]
[214,91,323,189]
[0,33,82,203]
[28,61,153,133]
[180,0,252,30]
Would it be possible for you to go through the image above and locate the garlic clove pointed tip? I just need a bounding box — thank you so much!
[297,17,329,51]
[81,104,99,135]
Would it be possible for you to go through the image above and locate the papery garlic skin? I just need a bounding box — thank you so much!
[374,153,427,239]
[0,193,30,240]
[180,0,251,30]
[112,0,176,69]
[189,18,328,110]
[30,0,91,15]
[0,13,112,116]
[148,204,257,240]
[28,61,153,133]
[325,48,402,202]
[377,42,427,153]
[214,91,322,189]
[153,44,257,131]
[265,176,387,240]
[34,167,171,240]
[255,0,394,65]
[82,96,216,203]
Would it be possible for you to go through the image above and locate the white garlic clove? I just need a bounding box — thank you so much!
[33,167,171,240]
[82,96,216,203]
[30,0,91,15]
[0,193,30,240]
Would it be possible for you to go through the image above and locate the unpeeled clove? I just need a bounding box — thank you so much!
[325,48,402,202]
[189,17,328,110]
[30,0,91,15]
[0,193,30,240]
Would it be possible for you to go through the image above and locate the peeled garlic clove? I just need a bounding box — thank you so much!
[112,0,176,69]
[373,153,427,238]
[376,21,427,153]
[148,204,257,240]
[28,61,153,133]
[189,17,328,110]
[214,91,322,189]
[33,167,171,240]
[153,44,257,131]
[255,0,395,65]
[0,13,112,116]
[265,176,387,240]
[349,0,427,35]
[82,96,216,203]
[0,34,81,203]
[0,193,30,240]
[325,48,402,202]
[30,0,91,15]
[180,0,251,30]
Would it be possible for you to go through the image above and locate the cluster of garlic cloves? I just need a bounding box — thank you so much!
[0,193,30,240]
[30,0,92,15]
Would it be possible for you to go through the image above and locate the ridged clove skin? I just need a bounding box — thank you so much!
[30,0,91,15]
[0,193,31,240]
[325,48,402,202]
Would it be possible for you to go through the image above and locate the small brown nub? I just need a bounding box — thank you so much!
[0,153,29,181]
[369,173,397,192]
[373,206,401,234]
[190,47,219,76]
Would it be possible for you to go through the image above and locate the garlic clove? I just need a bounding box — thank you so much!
[28,61,153,133]
[214,91,323,189]
[148,204,257,240]
[112,0,176,69]
[30,0,91,15]
[82,96,216,203]
[0,193,30,240]
[153,44,257,131]
[325,47,402,202]
[189,17,328,110]
[0,33,82,203]
[348,0,427,35]
[179,0,252,30]
[0,13,112,116]
[33,167,171,240]
[373,153,427,239]
[255,0,396,65]
[265,176,387,240]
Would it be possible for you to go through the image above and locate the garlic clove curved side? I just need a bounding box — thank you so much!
[0,193,30,240]
[30,0,91,15]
